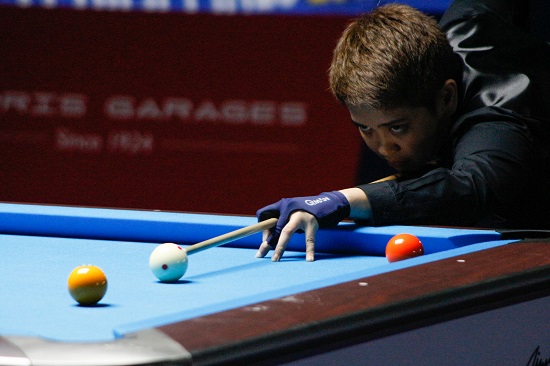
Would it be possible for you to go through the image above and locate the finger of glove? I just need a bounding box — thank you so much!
[261,228,271,243]
[255,240,273,258]
[271,212,313,262]
[256,226,278,258]
[256,205,281,222]
[304,224,318,262]
[271,224,297,262]
[265,213,289,248]
[266,227,282,249]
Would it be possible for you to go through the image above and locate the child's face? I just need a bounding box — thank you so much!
[348,104,446,172]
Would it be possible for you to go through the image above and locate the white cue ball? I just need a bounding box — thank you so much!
[149,243,188,282]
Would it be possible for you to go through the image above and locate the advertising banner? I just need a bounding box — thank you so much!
[0,7,365,213]
[0,0,450,15]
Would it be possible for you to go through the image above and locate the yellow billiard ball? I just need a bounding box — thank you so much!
[68,265,108,305]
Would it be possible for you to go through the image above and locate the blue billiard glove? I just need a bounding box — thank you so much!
[257,191,350,247]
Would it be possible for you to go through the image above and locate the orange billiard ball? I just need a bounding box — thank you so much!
[385,233,424,263]
[68,265,108,305]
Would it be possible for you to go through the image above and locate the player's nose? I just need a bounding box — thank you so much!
[377,137,399,158]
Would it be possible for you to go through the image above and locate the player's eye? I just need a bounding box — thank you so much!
[389,124,408,135]
[358,125,372,134]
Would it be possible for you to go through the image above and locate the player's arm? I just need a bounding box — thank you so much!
[340,187,372,221]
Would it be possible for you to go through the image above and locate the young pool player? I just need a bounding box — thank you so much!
[256,0,550,262]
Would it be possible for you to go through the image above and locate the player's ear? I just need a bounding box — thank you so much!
[436,79,458,117]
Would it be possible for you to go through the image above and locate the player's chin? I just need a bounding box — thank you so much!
[387,160,408,171]
[388,160,421,173]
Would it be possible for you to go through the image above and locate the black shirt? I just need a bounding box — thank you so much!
[358,0,550,229]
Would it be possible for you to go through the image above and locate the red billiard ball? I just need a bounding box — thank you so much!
[68,265,108,305]
[385,233,424,263]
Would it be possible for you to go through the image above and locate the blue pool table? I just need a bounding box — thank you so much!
[0,203,549,365]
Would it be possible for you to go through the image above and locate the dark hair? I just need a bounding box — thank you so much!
[329,4,458,110]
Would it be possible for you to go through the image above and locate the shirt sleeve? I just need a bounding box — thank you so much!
[357,109,540,228]
[439,0,550,124]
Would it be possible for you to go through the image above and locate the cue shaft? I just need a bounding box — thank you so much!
[186,175,395,255]
[370,175,397,184]
[185,217,277,255]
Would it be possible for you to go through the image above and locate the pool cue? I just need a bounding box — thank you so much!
[370,175,397,184]
[185,217,277,255]
[185,176,396,255]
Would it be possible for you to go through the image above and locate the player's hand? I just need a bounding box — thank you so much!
[257,210,319,261]
[256,191,350,261]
